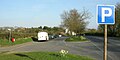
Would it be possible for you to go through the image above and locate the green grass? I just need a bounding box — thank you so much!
[65,36,88,42]
[0,38,32,47]
[0,52,93,60]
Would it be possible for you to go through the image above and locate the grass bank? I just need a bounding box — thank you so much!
[0,52,93,60]
[0,38,32,47]
[65,36,88,42]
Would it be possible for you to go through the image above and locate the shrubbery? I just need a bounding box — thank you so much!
[85,32,104,36]
[0,33,37,40]
[66,36,88,42]
[85,32,118,37]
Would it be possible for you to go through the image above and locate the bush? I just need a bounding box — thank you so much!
[0,33,9,39]
[85,32,104,36]
[0,33,37,40]
[66,36,88,42]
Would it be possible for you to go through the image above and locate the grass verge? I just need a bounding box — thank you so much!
[0,52,93,60]
[0,38,32,47]
[65,36,88,42]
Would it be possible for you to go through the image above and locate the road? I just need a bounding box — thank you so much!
[0,36,120,60]
[86,36,120,60]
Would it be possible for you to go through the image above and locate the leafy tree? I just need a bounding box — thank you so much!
[38,26,42,29]
[52,27,64,34]
[115,3,120,36]
[43,26,51,31]
[61,9,90,34]
[87,29,97,33]
[98,25,104,33]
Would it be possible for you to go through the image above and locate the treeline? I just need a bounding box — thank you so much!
[85,28,120,37]
[0,26,65,40]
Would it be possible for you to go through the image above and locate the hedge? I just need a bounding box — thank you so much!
[0,33,37,40]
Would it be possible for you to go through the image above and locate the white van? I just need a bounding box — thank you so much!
[38,32,49,41]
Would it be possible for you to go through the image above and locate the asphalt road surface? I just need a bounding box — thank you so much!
[0,36,120,60]
[86,36,120,60]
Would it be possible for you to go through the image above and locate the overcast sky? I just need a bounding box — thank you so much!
[0,0,119,29]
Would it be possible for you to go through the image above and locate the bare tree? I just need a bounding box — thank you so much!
[61,9,91,34]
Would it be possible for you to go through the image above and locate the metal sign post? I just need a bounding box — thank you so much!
[104,25,107,60]
[8,29,11,42]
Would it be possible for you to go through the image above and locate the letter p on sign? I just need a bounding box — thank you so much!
[97,5,115,24]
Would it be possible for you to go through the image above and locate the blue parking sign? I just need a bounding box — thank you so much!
[97,5,115,24]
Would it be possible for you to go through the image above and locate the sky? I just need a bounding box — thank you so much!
[0,0,119,29]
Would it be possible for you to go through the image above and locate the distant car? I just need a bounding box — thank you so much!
[59,35,62,37]
[54,34,59,38]
[38,32,49,41]
[49,34,59,39]
[49,35,54,39]
[76,34,85,36]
